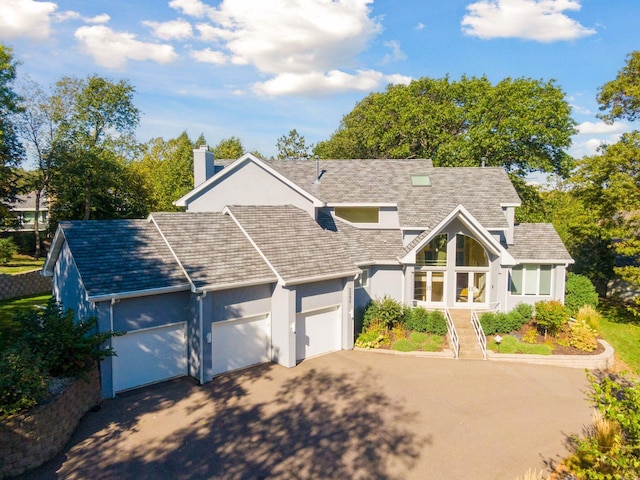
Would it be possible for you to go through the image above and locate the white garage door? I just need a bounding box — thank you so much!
[296,306,341,361]
[212,314,271,376]
[112,322,187,393]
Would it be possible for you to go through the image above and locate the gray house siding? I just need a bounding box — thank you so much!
[111,291,191,332]
[52,242,95,321]
[185,161,315,216]
[369,266,404,303]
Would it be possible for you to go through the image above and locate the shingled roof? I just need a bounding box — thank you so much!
[506,224,573,262]
[55,219,189,298]
[226,205,360,284]
[150,212,277,290]
[261,159,520,229]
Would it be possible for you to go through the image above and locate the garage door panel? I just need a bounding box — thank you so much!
[212,314,270,376]
[113,323,186,393]
[296,306,341,361]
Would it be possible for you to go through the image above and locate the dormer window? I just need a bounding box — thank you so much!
[334,207,379,223]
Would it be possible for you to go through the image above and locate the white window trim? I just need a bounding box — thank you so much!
[509,264,553,297]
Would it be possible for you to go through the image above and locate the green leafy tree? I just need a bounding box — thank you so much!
[597,50,640,123]
[133,131,200,211]
[314,75,576,178]
[277,129,313,159]
[48,75,147,224]
[213,136,244,159]
[0,44,24,226]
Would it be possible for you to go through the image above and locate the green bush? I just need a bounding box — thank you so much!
[426,310,447,335]
[565,373,640,479]
[535,300,570,337]
[568,321,599,352]
[362,296,405,329]
[0,238,17,265]
[513,302,534,321]
[18,299,120,378]
[565,273,599,316]
[480,312,499,335]
[405,307,430,332]
[0,345,49,416]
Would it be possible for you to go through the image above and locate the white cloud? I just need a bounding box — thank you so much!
[253,70,411,96]
[415,22,425,30]
[190,47,227,64]
[462,0,596,42]
[143,19,193,40]
[74,25,179,69]
[576,121,627,135]
[569,120,631,157]
[382,40,407,64]
[86,14,111,25]
[0,0,57,41]
[171,0,392,95]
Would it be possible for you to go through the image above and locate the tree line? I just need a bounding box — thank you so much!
[0,42,637,314]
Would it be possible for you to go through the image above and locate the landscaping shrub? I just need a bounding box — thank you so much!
[568,321,599,352]
[522,326,538,344]
[355,322,388,349]
[564,372,640,479]
[0,237,17,265]
[480,312,499,335]
[576,305,602,331]
[426,310,447,335]
[513,302,534,321]
[18,299,120,378]
[406,306,430,332]
[362,296,405,329]
[565,273,599,316]
[535,300,570,337]
[0,345,49,416]
[480,311,520,335]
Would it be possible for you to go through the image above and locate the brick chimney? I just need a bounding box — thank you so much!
[193,146,215,187]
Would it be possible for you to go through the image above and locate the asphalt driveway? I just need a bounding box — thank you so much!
[23,351,594,480]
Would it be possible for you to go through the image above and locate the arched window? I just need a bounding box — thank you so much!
[455,234,488,267]
[416,234,447,266]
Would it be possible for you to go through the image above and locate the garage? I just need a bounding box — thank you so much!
[112,322,187,393]
[296,306,341,361]
[211,314,271,376]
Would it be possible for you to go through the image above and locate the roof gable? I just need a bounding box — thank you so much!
[506,224,574,263]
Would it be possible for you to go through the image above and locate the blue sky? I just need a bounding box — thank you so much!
[2,0,638,161]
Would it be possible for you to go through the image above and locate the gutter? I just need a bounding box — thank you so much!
[88,284,191,303]
[282,269,361,287]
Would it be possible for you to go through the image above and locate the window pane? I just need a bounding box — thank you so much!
[524,265,538,295]
[473,273,486,303]
[334,207,379,223]
[414,272,427,301]
[510,266,523,295]
[456,272,469,303]
[455,234,488,267]
[417,234,447,266]
[539,265,552,295]
[431,272,444,302]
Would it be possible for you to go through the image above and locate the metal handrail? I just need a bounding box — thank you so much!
[471,309,487,360]
[444,307,459,359]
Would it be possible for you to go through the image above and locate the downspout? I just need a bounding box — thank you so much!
[197,291,207,385]
[109,298,118,398]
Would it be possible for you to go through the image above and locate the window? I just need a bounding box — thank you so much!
[416,234,447,266]
[510,265,553,296]
[334,207,379,223]
[355,268,369,289]
[455,234,488,267]
[411,175,431,186]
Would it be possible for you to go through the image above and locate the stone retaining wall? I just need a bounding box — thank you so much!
[486,339,615,370]
[0,270,51,301]
[0,368,101,479]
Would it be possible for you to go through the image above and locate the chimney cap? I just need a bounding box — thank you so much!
[198,145,209,151]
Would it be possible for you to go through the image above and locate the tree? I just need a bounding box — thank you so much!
[314,75,576,178]
[14,78,56,257]
[0,44,24,226]
[597,50,640,123]
[277,129,313,159]
[48,75,145,223]
[133,131,201,211]
[213,136,244,159]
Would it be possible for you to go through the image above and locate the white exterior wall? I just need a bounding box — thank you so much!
[186,161,315,216]
[369,266,404,303]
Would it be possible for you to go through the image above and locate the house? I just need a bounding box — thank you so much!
[43,147,572,398]
[3,192,49,231]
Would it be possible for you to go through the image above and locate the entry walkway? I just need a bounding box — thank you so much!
[23,351,594,480]
[449,308,485,359]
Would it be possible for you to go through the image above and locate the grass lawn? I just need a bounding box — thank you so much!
[392,332,444,352]
[0,293,51,351]
[0,254,44,275]
[597,301,640,373]
[487,335,552,355]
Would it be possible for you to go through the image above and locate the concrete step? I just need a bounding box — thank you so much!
[448,309,485,360]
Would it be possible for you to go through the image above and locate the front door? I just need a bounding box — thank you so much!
[455,272,487,305]
[414,271,445,304]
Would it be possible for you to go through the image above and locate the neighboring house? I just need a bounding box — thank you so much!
[43,147,572,398]
[3,192,49,231]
